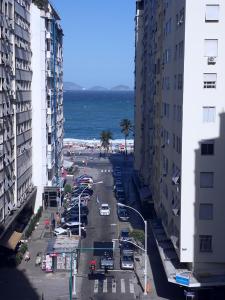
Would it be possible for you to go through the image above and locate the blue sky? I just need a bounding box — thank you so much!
[51,0,135,89]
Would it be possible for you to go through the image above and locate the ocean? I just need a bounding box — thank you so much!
[63,91,134,141]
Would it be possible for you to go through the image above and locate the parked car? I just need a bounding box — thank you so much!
[99,204,110,216]
[61,214,88,225]
[100,252,114,270]
[117,197,126,204]
[64,206,89,215]
[120,249,134,270]
[54,227,68,236]
[116,189,125,199]
[62,222,86,231]
[117,207,129,221]
[119,228,131,242]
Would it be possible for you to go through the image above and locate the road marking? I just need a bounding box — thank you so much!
[101,170,103,172]
[121,278,125,293]
[94,280,98,293]
[103,279,107,293]
[129,278,134,293]
[104,170,107,173]
[112,279,116,293]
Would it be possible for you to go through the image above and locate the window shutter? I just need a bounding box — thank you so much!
[204,39,218,57]
[205,5,219,21]
[203,73,217,82]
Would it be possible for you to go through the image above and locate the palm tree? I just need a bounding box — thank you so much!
[100,130,113,155]
[120,119,133,156]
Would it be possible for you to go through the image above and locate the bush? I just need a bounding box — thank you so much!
[130,229,145,245]
[24,206,43,239]
[19,243,28,255]
[64,184,72,193]
[15,252,23,266]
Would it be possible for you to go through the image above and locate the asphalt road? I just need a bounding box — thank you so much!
[77,154,141,299]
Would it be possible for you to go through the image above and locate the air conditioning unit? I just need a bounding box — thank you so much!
[208,56,216,64]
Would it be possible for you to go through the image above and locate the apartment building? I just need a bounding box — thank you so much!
[134,0,225,288]
[0,0,36,246]
[31,1,63,210]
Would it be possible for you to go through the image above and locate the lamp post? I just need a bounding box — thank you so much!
[117,202,148,295]
[78,180,103,237]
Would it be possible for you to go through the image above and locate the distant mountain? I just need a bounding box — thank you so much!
[111,85,131,91]
[88,86,108,91]
[64,81,84,91]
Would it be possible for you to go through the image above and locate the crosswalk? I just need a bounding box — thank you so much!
[93,278,135,294]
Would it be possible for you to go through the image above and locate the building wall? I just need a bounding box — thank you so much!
[0,0,34,224]
[30,1,63,211]
[181,0,225,273]
[134,0,225,277]
[134,0,144,172]
[30,4,47,210]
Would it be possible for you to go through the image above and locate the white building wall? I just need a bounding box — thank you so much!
[30,4,47,211]
[181,0,225,270]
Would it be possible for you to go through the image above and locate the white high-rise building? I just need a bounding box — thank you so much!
[31,1,63,210]
[134,0,225,289]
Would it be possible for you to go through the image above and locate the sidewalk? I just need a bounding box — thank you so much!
[128,179,158,300]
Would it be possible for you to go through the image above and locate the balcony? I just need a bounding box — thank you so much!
[0,186,37,240]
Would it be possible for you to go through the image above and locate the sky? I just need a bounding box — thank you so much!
[51,0,136,89]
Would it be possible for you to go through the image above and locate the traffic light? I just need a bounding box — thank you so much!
[89,259,96,273]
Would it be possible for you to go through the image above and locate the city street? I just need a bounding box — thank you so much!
[75,152,142,299]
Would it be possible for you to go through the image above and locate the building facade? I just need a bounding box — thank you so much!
[31,1,63,210]
[0,0,36,245]
[134,0,225,287]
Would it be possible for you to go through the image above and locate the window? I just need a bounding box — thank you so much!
[201,141,214,155]
[203,73,217,88]
[205,5,219,22]
[48,133,51,145]
[203,107,215,123]
[199,235,212,252]
[0,207,3,222]
[200,172,214,188]
[204,39,218,57]
[199,204,213,220]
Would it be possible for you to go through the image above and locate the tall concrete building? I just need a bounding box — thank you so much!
[0,0,36,246]
[134,0,225,289]
[31,1,64,210]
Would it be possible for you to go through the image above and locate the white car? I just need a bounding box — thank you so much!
[64,222,86,231]
[99,204,110,216]
[54,227,68,236]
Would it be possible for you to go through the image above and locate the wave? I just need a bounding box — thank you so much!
[64,138,134,146]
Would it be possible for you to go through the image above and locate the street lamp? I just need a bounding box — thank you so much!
[78,180,103,237]
[117,202,148,295]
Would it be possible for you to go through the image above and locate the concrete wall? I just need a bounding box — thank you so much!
[30,4,47,211]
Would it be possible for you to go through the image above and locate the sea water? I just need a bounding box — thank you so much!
[63,90,134,143]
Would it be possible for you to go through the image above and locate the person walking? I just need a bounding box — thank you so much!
[25,250,30,262]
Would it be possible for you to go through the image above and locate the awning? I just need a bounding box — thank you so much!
[139,186,152,201]
[4,231,22,250]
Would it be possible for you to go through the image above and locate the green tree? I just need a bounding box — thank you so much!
[64,184,72,193]
[120,119,133,156]
[130,229,145,245]
[32,0,48,9]
[100,130,113,154]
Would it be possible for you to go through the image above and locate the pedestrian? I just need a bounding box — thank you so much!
[25,250,30,262]
[52,218,56,230]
